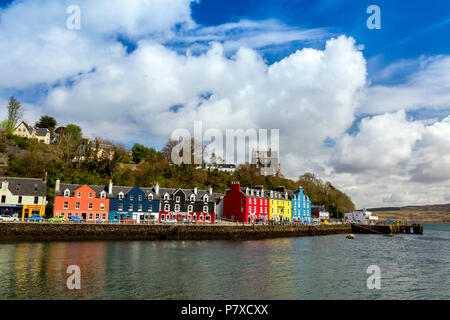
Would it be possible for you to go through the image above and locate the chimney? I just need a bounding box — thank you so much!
[155,182,159,195]
[208,186,212,195]
[194,187,198,195]
[108,180,113,194]
[230,181,241,192]
[55,179,60,193]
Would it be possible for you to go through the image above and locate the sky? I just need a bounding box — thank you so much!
[0,0,449,208]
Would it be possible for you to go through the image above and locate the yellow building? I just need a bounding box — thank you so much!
[13,121,51,144]
[267,189,292,222]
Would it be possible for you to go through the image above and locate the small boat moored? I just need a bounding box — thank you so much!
[346,234,355,239]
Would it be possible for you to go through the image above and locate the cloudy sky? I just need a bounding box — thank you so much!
[0,0,449,208]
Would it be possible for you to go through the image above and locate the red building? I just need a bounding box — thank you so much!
[223,182,269,223]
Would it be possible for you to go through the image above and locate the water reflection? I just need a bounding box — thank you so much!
[0,224,449,300]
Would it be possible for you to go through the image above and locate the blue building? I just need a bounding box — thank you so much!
[108,183,161,223]
[289,187,312,224]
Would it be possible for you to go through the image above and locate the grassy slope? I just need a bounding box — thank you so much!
[373,204,450,223]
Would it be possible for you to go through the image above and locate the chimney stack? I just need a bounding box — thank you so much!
[208,186,212,195]
[194,187,198,195]
[108,180,113,194]
[155,182,160,195]
[55,179,60,193]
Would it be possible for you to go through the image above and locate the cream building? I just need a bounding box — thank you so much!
[0,177,47,220]
[13,121,51,144]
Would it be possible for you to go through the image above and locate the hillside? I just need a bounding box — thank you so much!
[370,204,450,223]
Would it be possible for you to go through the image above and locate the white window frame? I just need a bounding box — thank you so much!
[64,189,70,197]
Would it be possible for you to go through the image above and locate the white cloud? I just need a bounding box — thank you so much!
[362,56,450,114]
[1,0,450,209]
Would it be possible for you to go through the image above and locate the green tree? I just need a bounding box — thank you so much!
[7,96,23,127]
[131,143,150,164]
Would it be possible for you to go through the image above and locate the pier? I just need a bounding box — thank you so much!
[352,223,423,235]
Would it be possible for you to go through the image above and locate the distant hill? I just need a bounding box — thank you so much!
[370,204,450,223]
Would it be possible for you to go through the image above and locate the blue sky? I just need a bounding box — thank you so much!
[192,0,450,74]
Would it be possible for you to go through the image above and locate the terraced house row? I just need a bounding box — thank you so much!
[222,182,312,224]
[0,176,313,224]
[53,180,223,224]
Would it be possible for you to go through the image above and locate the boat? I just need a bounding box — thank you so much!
[346,234,355,239]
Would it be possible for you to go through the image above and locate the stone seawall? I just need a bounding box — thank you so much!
[0,222,352,241]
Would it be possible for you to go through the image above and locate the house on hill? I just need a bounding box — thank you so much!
[13,121,51,144]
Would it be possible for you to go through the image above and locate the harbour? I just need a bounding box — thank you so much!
[0,223,447,300]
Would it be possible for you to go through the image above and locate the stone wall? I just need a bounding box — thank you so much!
[0,222,352,241]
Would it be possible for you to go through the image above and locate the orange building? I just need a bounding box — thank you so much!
[53,181,110,222]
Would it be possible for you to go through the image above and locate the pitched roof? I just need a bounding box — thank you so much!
[0,177,47,197]
[35,128,50,136]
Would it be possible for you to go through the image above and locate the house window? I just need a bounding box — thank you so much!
[64,190,70,197]
[203,196,208,202]
[100,203,105,210]
[138,195,142,201]
[129,204,133,211]
[192,214,196,221]
[100,192,106,199]
[203,206,208,213]
[114,214,118,220]
[102,214,106,220]
[148,205,152,212]
[89,213,93,220]
[18,196,22,204]
[68,213,72,218]
[118,193,124,200]
[89,192,93,198]
[164,194,169,200]
[88,203,93,210]
[138,204,142,211]
[75,202,80,209]
[205,215,211,222]
[176,196,180,203]
[164,204,170,211]
[174,204,180,212]
[190,195,195,201]
[148,194,153,200]
[161,214,165,221]
[96,214,99,219]
[118,203,123,211]
[188,205,193,212]
[64,202,68,209]
[129,195,134,201]
[199,215,204,221]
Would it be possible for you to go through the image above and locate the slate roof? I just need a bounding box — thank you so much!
[35,128,50,136]
[0,177,47,197]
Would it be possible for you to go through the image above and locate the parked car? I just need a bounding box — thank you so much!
[49,215,66,222]
[0,213,20,222]
[69,216,85,223]
[26,215,45,222]
[95,218,103,223]
[121,218,137,224]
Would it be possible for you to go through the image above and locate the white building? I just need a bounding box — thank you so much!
[344,209,378,225]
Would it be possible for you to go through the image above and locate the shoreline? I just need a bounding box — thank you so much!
[0,222,352,242]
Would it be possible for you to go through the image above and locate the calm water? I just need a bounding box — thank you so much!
[0,224,449,300]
